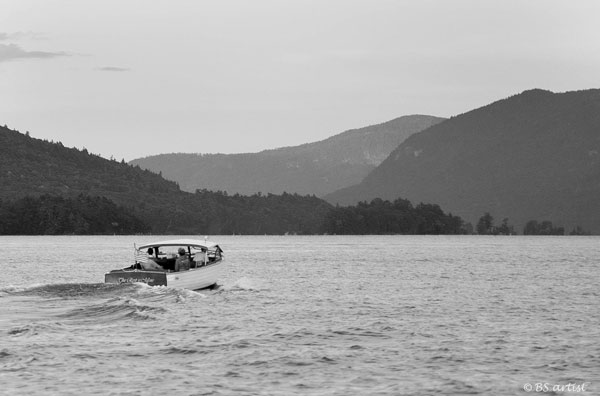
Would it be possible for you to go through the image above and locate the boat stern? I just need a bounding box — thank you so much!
[104,270,167,286]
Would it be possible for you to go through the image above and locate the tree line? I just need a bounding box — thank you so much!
[3,192,590,236]
[2,193,589,236]
[0,192,332,235]
[476,212,589,236]
[0,194,150,235]
[0,194,468,235]
[321,197,466,234]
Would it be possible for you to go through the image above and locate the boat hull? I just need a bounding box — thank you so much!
[167,260,224,290]
[104,260,224,290]
[105,270,167,286]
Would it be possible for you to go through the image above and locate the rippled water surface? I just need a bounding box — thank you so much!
[1,235,599,395]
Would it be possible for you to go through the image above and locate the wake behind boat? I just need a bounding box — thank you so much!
[105,238,224,290]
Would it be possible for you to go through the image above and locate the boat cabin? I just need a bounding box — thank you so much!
[135,239,223,272]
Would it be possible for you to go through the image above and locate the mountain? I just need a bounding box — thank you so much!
[0,125,331,234]
[325,89,600,234]
[130,115,444,196]
[0,126,179,202]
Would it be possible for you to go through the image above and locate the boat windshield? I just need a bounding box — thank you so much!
[137,242,223,264]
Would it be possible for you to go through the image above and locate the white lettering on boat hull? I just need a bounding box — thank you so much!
[118,277,154,284]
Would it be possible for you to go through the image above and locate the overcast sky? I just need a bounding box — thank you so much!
[1,0,599,161]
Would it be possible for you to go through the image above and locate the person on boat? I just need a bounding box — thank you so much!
[146,247,156,258]
[195,247,207,267]
[143,247,163,270]
[175,247,190,271]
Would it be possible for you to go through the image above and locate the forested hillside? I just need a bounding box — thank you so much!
[130,115,444,196]
[0,126,331,234]
[0,124,469,235]
[326,89,600,233]
[0,126,180,201]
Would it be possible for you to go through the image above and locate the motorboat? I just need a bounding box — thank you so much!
[105,238,224,290]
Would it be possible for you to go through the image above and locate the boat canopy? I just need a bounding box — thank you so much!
[137,239,220,251]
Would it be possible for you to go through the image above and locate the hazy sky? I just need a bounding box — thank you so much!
[1,0,599,161]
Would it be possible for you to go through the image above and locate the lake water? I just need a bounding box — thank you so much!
[0,235,598,395]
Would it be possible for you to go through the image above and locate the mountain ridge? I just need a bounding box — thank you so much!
[325,88,600,233]
[130,115,445,196]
